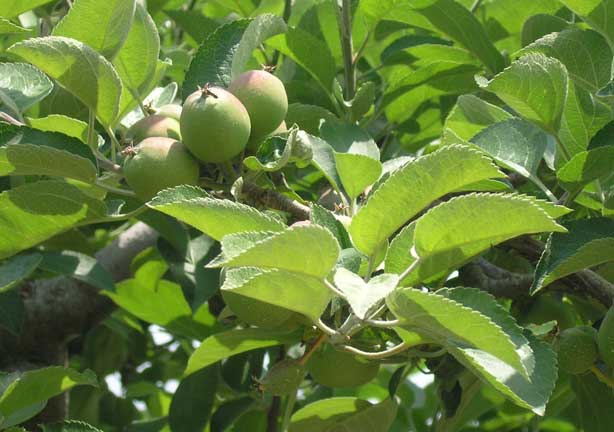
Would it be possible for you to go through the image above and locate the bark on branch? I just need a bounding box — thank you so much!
[0,223,158,426]
[462,239,614,307]
[242,182,311,220]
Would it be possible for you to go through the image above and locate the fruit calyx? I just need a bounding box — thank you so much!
[121,145,137,158]
[197,83,219,99]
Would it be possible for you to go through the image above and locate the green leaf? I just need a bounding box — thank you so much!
[335,153,382,199]
[286,103,337,135]
[310,204,352,249]
[41,421,103,432]
[334,268,399,319]
[558,0,614,47]
[453,330,556,415]
[350,145,504,257]
[360,0,432,30]
[388,287,529,378]
[148,186,286,241]
[521,13,570,47]
[299,131,342,190]
[243,128,311,172]
[0,143,97,183]
[403,193,567,284]
[210,397,254,432]
[0,1,54,18]
[105,278,205,339]
[385,222,417,276]
[39,250,115,291]
[0,132,97,185]
[557,146,614,193]
[384,44,480,95]
[521,28,612,93]
[320,121,380,159]
[0,181,106,260]
[0,253,42,292]
[183,19,249,94]
[349,81,376,122]
[442,95,513,145]
[0,18,30,35]
[384,68,479,125]
[183,15,285,96]
[290,397,397,432]
[0,289,24,335]
[169,366,218,432]
[470,118,548,177]
[26,114,104,147]
[164,10,219,44]
[438,287,535,375]
[52,0,136,59]
[0,367,97,429]
[557,82,612,158]
[409,0,505,73]
[321,121,382,197]
[230,14,286,78]
[572,372,614,432]
[533,218,614,293]
[113,3,160,124]
[0,122,97,166]
[185,327,300,376]
[478,53,568,132]
[442,94,513,146]
[8,36,122,127]
[0,63,53,112]
[267,27,336,92]
[221,267,331,322]
[210,225,339,278]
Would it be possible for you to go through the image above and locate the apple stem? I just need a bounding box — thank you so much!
[298,333,327,366]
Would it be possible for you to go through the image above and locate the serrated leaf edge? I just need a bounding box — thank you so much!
[389,287,530,378]
[414,192,567,257]
[209,225,340,278]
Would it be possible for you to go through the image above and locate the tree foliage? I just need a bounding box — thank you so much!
[0,0,613,431]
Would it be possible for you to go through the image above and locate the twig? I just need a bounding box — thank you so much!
[298,333,327,366]
[316,319,337,336]
[366,319,400,328]
[199,177,230,192]
[267,395,281,432]
[591,365,614,388]
[87,110,97,151]
[399,257,421,282]
[324,279,346,299]
[407,347,447,358]
[96,153,123,175]
[267,348,284,432]
[335,0,356,100]
[504,237,614,306]
[339,342,411,359]
[272,0,292,65]
[280,384,298,432]
[242,182,311,220]
[95,180,137,198]
[0,111,25,125]
[330,313,363,344]
[352,31,371,66]
[459,257,533,299]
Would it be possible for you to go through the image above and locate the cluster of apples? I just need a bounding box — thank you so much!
[123,70,288,200]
